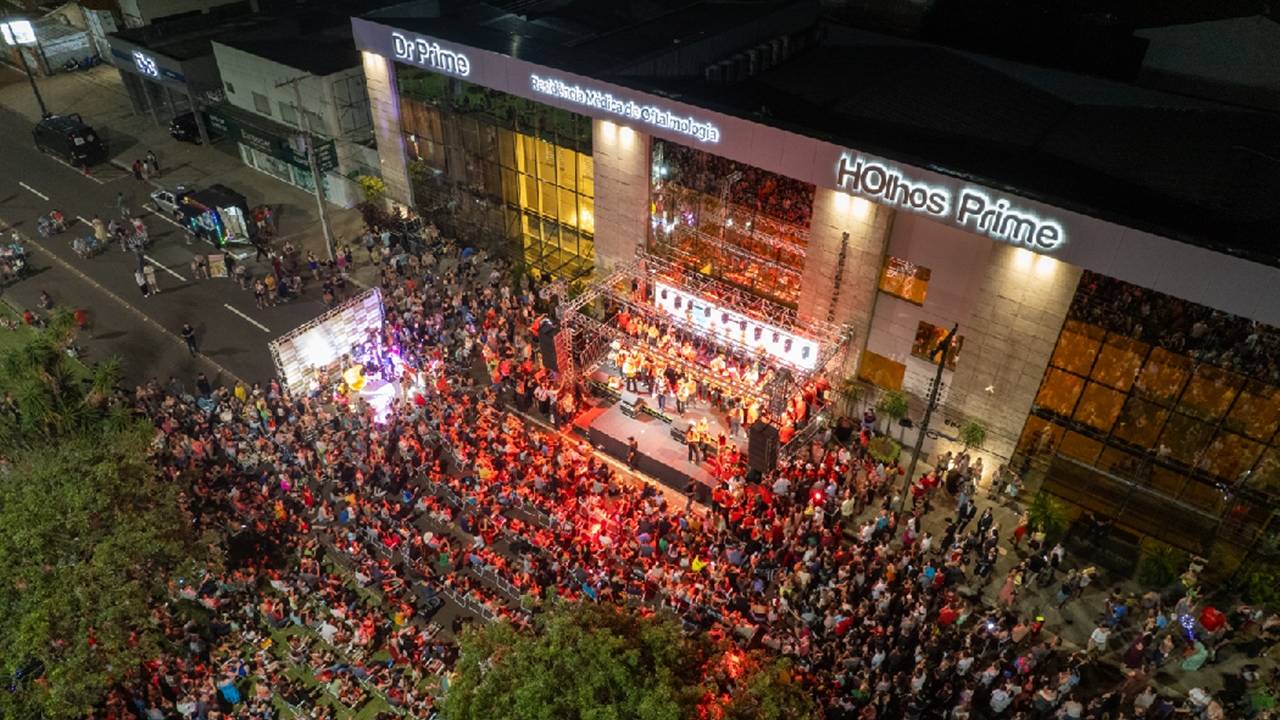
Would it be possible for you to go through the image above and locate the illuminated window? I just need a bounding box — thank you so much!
[1112,396,1169,450]
[1072,382,1125,432]
[1134,347,1192,406]
[1157,413,1214,467]
[1059,431,1103,465]
[1225,381,1280,441]
[1050,320,1104,376]
[878,256,930,305]
[857,350,905,390]
[1034,368,1085,418]
[911,321,963,369]
[1091,334,1147,391]
[1178,365,1244,422]
[1201,431,1264,482]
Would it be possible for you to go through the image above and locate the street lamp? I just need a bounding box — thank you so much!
[1,18,49,117]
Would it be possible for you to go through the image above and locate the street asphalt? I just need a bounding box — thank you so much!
[0,102,329,387]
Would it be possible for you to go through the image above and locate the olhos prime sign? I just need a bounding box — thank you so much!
[530,73,721,144]
[836,154,1066,251]
[392,32,471,77]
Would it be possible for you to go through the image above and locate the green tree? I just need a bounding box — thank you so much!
[443,603,817,720]
[0,320,201,719]
[1027,491,1070,544]
[876,389,909,438]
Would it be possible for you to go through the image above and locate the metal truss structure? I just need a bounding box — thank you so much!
[560,252,853,416]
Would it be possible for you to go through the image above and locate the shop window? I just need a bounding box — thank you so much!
[1201,431,1264,482]
[1150,466,1187,497]
[1134,347,1191,406]
[1091,334,1148,391]
[252,92,271,116]
[1179,479,1226,513]
[1178,364,1244,421]
[911,321,963,369]
[1158,413,1215,466]
[1112,396,1169,450]
[1017,416,1063,457]
[1059,430,1103,465]
[1072,382,1125,432]
[1225,381,1280,442]
[1034,368,1085,418]
[857,350,905,390]
[1050,320,1105,376]
[1247,447,1280,497]
[1099,446,1144,480]
[878,257,930,305]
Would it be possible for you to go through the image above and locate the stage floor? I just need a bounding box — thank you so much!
[587,367,744,442]
[582,401,719,496]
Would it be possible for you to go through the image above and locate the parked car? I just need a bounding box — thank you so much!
[168,112,218,144]
[149,186,190,218]
[33,114,107,166]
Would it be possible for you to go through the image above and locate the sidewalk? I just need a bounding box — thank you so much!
[0,64,365,263]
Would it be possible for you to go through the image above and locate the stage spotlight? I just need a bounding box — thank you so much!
[739,320,747,331]
[661,289,668,300]
[802,345,811,359]
[754,327,762,341]
[721,313,729,324]
[704,306,711,318]
[674,297,682,309]
[784,338,793,353]
[772,332,780,344]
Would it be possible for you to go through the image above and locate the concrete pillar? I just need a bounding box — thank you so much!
[945,247,1083,459]
[797,188,894,361]
[361,51,413,208]
[591,119,650,272]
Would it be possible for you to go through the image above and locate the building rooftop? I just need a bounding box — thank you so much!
[364,1,1280,267]
[217,31,363,77]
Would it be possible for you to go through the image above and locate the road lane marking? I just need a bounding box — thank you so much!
[18,182,49,201]
[47,155,106,184]
[0,212,246,385]
[224,303,271,333]
[144,255,186,281]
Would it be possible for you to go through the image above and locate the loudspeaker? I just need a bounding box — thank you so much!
[537,318,558,373]
[747,421,779,474]
[671,422,688,443]
[620,390,640,418]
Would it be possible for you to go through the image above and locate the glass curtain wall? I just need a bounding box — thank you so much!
[648,139,814,308]
[395,66,595,280]
[1019,270,1280,569]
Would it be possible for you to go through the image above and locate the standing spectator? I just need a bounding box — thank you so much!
[135,268,150,297]
[181,323,199,356]
[145,149,159,177]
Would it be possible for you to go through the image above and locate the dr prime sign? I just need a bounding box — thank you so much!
[391,32,471,77]
[530,74,720,144]
[836,154,1065,250]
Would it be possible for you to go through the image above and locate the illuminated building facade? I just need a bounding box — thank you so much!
[354,3,1280,571]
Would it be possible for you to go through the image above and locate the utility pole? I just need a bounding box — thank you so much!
[900,323,958,511]
[1,20,47,117]
[277,75,334,260]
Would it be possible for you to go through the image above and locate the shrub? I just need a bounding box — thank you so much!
[868,436,901,465]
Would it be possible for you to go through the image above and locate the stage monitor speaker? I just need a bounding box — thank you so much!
[747,421,779,474]
[670,422,688,443]
[620,390,640,418]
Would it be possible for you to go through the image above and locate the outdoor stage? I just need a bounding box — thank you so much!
[573,396,723,501]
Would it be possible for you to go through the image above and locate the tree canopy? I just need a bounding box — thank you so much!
[0,314,202,718]
[443,603,817,720]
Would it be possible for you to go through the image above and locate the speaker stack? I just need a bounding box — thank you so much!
[747,421,780,474]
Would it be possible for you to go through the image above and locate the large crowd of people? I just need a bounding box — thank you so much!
[77,230,1279,720]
